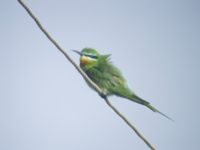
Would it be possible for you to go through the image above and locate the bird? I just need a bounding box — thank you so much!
[72,48,173,121]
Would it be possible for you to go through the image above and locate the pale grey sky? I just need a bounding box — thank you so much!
[0,0,200,150]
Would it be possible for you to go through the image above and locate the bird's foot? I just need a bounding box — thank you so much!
[99,91,107,99]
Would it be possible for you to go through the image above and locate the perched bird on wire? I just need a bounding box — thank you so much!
[73,48,173,121]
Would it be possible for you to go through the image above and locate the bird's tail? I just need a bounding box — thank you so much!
[127,94,174,121]
[146,104,174,121]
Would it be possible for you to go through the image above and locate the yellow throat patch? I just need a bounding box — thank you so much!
[80,55,90,65]
[80,55,97,66]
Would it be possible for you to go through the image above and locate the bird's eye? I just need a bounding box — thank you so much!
[85,54,98,59]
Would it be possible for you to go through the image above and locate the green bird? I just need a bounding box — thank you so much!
[73,48,172,121]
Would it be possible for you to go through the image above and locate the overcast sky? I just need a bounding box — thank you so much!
[0,0,200,150]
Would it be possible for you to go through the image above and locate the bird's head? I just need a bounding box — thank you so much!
[72,48,100,69]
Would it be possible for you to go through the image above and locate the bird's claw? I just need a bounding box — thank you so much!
[99,91,107,99]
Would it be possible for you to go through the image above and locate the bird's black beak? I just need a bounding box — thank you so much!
[71,49,82,55]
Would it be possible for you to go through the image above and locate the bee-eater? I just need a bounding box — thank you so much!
[73,48,172,121]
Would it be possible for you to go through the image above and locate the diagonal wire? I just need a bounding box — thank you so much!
[17,1,156,149]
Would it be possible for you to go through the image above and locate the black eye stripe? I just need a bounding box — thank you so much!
[84,54,98,59]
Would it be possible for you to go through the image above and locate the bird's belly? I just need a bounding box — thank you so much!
[84,78,112,96]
